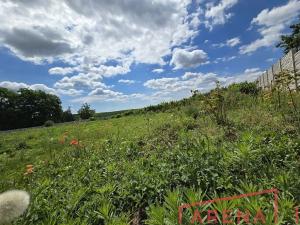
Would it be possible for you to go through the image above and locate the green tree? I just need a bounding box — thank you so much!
[62,107,75,122]
[0,88,18,130]
[78,103,95,120]
[0,88,63,130]
[277,18,300,54]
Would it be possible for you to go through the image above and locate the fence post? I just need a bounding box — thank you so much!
[259,76,262,89]
[262,72,266,90]
[291,48,298,91]
[266,70,269,89]
[271,65,274,89]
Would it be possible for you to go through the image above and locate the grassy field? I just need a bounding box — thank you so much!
[1,84,300,224]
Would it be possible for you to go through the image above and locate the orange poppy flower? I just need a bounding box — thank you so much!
[24,165,34,175]
[70,139,79,145]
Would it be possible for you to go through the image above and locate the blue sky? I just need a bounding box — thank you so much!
[0,0,299,112]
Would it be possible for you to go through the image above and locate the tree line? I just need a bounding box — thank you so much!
[0,88,95,130]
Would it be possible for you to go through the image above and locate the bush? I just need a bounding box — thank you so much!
[239,82,259,95]
[184,105,200,119]
[44,120,54,127]
[89,117,96,121]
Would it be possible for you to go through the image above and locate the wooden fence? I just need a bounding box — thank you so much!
[257,48,299,90]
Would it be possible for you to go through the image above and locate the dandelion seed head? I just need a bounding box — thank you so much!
[0,190,30,224]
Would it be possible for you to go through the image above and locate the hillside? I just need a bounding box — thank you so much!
[0,82,299,224]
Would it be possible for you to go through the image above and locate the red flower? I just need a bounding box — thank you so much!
[70,139,79,145]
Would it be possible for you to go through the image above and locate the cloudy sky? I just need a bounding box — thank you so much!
[0,0,299,112]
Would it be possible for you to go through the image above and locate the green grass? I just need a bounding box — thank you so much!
[0,87,300,224]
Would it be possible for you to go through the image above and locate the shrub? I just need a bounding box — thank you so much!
[184,105,200,119]
[44,120,54,127]
[89,117,96,121]
[238,82,259,95]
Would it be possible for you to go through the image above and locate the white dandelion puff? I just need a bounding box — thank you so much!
[0,190,30,224]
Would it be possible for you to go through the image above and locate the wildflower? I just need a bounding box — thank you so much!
[0,190,30,224]
[70,139,79,145]
[24,165,33,175]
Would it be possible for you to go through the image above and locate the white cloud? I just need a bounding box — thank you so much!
[152,68,164,73]
[213,55,237,63]
[226,37,241,47]
[170,48,208,69]
[204,0,239,30]
[0,81,28,91]
[72,87,146,103]
[0,81,56,94]
[49,67,75,75]
[118,79,136,84]
[212,37,240,48]
[240,0,300,54]
[88,88,122,97]
[54,73,107,90]
[0,0,199,68]
[144,68,262,94]
[0,81,84,96]
[223,68,262,84]
[56,89,84,96]
[144,73,218,92]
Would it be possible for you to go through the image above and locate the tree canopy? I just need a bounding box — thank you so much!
[277,18,300,54]
[78,103,95,120]
[0,88,63,130]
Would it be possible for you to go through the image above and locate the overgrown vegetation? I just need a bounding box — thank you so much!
[0,80,299,224]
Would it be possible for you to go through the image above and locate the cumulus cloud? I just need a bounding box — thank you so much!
[88,88,122,97]
[0,81,28,91]
[0,0,199,67]
[118,79,136,84]
[0,28,74,62]
[0,81,83,96]
[54,73,107,90]
[48,67,75,75]
[144,73,219,93]
[170,48,208,69]
[152,68,164,73]
[204,0,239,30]
[144,68,262,93]
[72,87,145,103]
[240,0,300,54]
[223,68,262,84]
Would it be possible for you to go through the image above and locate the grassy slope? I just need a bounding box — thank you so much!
[0,89,299,224]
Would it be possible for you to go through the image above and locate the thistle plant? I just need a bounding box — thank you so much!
[0,190,30,224]
[205,81,228,125]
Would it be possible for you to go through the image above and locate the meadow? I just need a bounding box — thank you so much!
[0,82,300,224]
